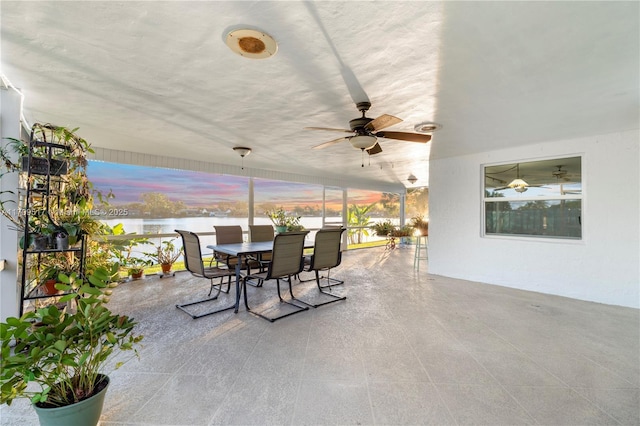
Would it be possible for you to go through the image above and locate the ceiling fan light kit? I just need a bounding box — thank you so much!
[233,146,252,170]
[225,29,278,59]
[233,147,252,157]
[508,178,529,192]
[350,135,377,150]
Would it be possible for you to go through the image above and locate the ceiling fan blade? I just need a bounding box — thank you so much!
[311,137,349,150]
[366,142,383,155]
[364,114,402,132]
[375,131,432,143]
[304,127,353,133]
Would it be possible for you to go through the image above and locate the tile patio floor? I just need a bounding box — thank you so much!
[1,245,638,425]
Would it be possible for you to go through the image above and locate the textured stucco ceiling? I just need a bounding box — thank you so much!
[1,1,638,189]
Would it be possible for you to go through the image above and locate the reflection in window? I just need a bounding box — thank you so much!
[484,157,582,239]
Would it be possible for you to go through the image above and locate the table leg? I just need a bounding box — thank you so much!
[234,259,242,313]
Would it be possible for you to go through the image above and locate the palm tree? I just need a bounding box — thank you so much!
[347,203,376,244]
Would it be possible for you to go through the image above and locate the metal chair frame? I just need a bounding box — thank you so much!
[297,227,347,307]
[241,231,310,322]
[175,229,236,319]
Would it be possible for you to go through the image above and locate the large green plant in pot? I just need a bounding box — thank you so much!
[0,266,143,425]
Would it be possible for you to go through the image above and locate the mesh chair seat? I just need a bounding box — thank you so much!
[249,225,275,268]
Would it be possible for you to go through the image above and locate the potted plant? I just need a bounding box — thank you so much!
[145,238,182,275]
[391,225,413,238]
[371,219,397,237]
[391,225,414,245]
[266,207,289,233]
[126,256,152,280]
[285,215,304,232]
[37,264,63,296]
[34,252,81,297]
[54,231,69,250]
[110,230,151,281]
[0,266,143,426]
[409,214,429,236]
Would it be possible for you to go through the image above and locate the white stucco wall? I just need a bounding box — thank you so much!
[429,130,640,308]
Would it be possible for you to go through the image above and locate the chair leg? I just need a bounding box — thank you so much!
[176,277,235,319]
[243,276,308,322]
[298,270,344,288]
[244,263,264,287]
[319,269,344,289]
[207,276,229,296]
[245,277,264,287]
[289,270,346,308]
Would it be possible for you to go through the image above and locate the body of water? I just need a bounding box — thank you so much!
[101,216,339,235]
[101,216,350,256]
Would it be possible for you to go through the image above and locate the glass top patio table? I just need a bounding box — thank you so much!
[207,240,313,313]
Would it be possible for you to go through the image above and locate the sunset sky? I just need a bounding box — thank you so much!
[87,161,382,209]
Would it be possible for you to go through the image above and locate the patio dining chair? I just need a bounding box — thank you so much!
[248,224,275,271]
[241,231,310,322]
[174,230,236,319]
[296,227,347,307]
[213,225,260,285]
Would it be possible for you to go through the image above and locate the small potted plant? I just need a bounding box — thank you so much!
[110,231,151,281]
[145,238,182,275]
[0,266,143,426]
[126,256,152,280]
[285,215,304,232]
[371,219,397,237]
[39,266,61,296]
[409,214,429,236]
[55,230,70,250]
[35,251,81,296]
[391,225,414,245]
[267,207,289,233]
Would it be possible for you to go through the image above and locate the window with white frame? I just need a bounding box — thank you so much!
[483,157,582,239]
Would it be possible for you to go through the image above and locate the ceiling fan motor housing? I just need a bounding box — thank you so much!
[350,101,374,133]
[349,117,373,133]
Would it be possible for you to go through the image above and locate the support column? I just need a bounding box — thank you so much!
[0,84,23,321]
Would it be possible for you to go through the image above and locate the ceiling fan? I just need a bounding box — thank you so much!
[493,163,542,193]
[552,165,571,181]
[305,101,432,158]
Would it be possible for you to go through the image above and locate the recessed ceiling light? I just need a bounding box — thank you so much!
[226,29,278,59]
[414,122,442,133]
